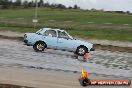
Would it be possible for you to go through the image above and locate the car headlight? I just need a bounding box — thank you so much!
[24,34,27,40]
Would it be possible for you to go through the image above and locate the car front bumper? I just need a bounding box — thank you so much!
[23,40,33,46]
[24,40,28,44]
[90,48,95,51]
[23,40,30,46]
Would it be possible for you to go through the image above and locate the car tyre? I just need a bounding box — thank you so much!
[76,46,88,56]
[33,41,46,52]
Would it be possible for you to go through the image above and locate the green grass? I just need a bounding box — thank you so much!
[68,29,132,42]
[0,8,132,42]
[0,27,35,33]
[0,8,132,24]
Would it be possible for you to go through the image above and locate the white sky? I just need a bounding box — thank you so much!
[44,0,132,12]
[20,0,132,12]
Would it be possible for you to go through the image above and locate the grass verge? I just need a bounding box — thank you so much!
[0,8,132,42]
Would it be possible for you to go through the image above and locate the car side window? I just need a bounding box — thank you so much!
[44,30,57,37]
[58,31,69,39]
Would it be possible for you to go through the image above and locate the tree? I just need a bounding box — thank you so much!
[44,2,50,7]
[28,0,35,7]
[73,4,80,9]
[57,4,66,9]
[8,0,13,6]
[14,0,21,6]
[0,0,10,9]
[126,11,131,15]
[68,6,73,9]
[38,0,44,7]
[91,8,97,11]
[23,0,28,8]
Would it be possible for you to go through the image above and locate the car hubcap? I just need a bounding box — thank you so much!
[78,48,85,55]
[37,44,44,51]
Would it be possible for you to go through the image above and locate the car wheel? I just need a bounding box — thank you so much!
[33,41,46,52]
[76,46,88,56]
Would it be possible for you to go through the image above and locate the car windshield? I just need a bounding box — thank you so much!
[58,30,73,39]
[36,29,43,34]
[58,31,68,38]
[65,31,73,39]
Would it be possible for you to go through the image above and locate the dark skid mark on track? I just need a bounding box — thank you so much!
[0,84,34,88]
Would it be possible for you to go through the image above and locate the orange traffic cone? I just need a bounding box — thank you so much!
[79,67,91,86]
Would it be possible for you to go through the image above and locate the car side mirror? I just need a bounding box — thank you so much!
[64,37,71,40]
[73,38,76,40]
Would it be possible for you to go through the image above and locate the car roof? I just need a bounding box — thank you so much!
[37,28,65,34]
[42,28,64,31]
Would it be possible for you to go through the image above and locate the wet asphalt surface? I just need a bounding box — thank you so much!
[0,39,132,79]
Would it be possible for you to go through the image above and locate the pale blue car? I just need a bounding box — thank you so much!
[24,28,95,56]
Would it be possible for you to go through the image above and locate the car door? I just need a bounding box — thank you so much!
[57,30,75,51]
[43,30,58,49]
